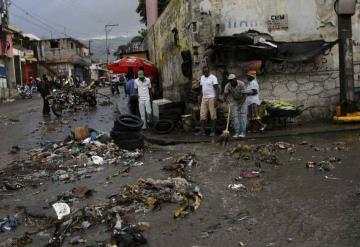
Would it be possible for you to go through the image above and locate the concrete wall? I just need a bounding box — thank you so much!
[147,0,360,119]
[38,63,74,78]
[39,39,87,63]
[147,0,193,101]
[221,0,337,41]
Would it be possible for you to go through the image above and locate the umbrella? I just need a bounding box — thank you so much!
[108,57,158,79]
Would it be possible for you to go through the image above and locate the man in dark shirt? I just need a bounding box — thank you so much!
[39,75,51,116]
[126,71,139,116]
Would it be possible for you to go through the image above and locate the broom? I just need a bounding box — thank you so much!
[218,103,231,145]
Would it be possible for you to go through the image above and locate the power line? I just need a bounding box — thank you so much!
[11,13,57,36]
[11,2,67,36]
[10,1,92,38]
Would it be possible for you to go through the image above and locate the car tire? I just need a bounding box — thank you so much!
[114,114,144,131]
[154,119,175,135]
[114,137,144,150]
[110,130,142,140]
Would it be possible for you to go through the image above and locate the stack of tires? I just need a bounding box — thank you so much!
[110,114,144,150]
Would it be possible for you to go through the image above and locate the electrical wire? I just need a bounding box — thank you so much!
[10,1,92,38]
[11,12,57,35]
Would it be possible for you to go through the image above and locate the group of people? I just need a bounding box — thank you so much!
[196,66,266,138]
[123,65,266,137]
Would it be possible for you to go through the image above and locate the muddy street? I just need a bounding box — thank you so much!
[1,92,360,247]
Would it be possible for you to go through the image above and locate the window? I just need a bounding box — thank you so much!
[50,40,59,49]
[216,24,220,35]
[71,42,74,49]
[172,28,179,46]
[192,22,197,32]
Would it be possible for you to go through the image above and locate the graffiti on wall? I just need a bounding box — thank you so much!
[221,0,322,39]
[264,55,335,74]
[225,17,262,30]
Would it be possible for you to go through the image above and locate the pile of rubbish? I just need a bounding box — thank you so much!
[306,157,342,172]
[7,177,202,246]
[230,142,295,166]
[162,153,197,179]
[0,127,144,193]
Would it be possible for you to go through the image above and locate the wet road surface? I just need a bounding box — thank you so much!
[0,90,359,247]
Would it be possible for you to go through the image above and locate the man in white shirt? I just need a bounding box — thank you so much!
[134,70,152,129]
[195,66,219,137]
[244,70,266,132]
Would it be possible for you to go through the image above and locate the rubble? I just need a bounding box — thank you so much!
[0,135,145,192]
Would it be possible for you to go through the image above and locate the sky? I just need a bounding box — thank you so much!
[9,0,145,40]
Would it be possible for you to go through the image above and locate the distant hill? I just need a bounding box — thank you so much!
[81,36,129,63]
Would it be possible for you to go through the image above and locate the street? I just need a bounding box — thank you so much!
[0,90,359,247]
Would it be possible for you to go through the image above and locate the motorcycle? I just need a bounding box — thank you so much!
[72,88,97,107]
[18,85,32,99]
[110,81,119,95]
[46,90,72,117]
[47,88,97,117]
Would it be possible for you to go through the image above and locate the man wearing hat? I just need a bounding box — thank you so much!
[224,74,247,138]
[244,70,266,132]
[134,70,152,129]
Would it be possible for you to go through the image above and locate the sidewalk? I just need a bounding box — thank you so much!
[142,121,360,145]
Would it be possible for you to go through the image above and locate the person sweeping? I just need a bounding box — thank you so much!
[223,74,247,138]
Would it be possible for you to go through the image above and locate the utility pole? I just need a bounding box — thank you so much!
[1,0,11,97]
[335,0,357,114]
[105,24,119,64]
[88,40,93,61]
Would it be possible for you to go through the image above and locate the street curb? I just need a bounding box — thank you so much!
[143,126,360,146]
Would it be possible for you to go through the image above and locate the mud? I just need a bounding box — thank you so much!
[0,90,360,246]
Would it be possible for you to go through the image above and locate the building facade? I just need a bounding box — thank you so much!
[147,0,360,119]
[37,38,91,81]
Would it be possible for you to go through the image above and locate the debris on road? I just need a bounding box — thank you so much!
[306,161,316,168]
[237,170,261,179]
[0,216,18,232]
[228,184,247,191]
[52,202,71,220]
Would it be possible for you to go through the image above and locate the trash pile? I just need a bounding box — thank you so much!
[230,142,295,166]
[306,157,342,172]
[16,177,202,246]
[162,153,197,179]
[0,127,144,193]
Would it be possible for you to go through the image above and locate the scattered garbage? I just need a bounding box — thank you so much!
[81,221,92,230]
[0,216,18,232]
[9,145,20,155]
[0,133,146,191]
[74,126,89,141]
[306,161,316,168]
[174,186,202,219]
[237,170,260,179]
[228,184,247,191]
[306,157,342,172]
[111,227,147,247]
[52,202,71,220]
[163,153,197,179]
[72,186,93,199]
[92,155,104,165]
[248,180,263,192]
[325,175,341,180]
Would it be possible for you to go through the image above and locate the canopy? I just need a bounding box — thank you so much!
[107,57,158,78]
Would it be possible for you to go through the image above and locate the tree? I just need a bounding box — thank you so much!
[136,0,171,25]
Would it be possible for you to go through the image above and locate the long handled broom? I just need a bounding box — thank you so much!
[218,104,231,145]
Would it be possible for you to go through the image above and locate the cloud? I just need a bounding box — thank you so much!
[10,0,145,40]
